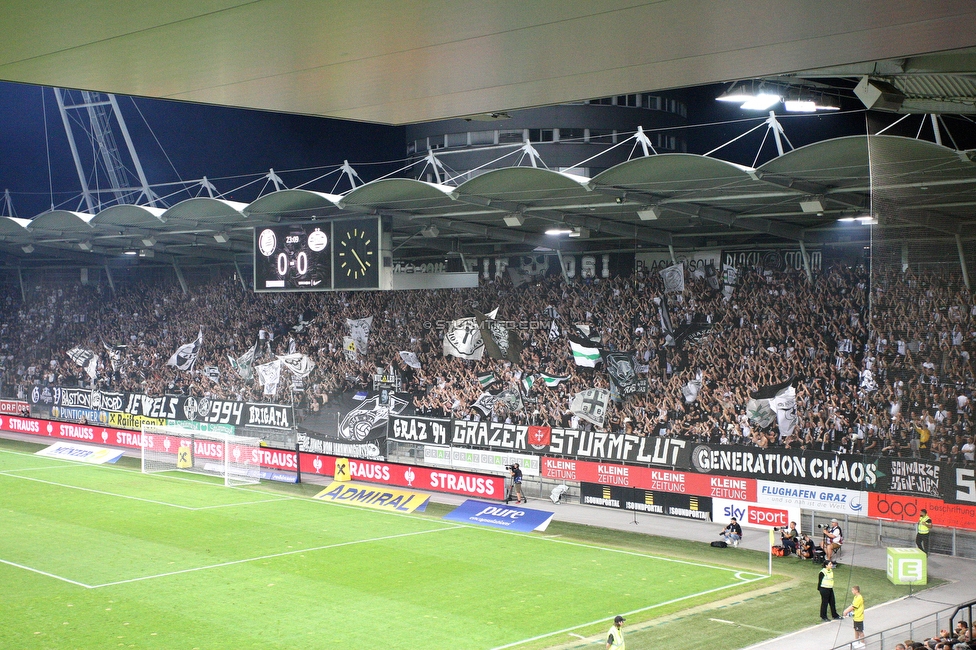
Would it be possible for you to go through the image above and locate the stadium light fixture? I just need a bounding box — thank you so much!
[799,199,824,213]
[637,207,660,221]
[568,227,589,238]
[503,214,525,227]
[420,224,439,238]
[213,232,230,243]
[78,241,92,251]
[545,228,573,236]
[141,236,157,247]
[21,244,34,254]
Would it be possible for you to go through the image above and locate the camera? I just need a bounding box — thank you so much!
[505,464,514,470]
[772,527,781,531]
[817,524,826,529]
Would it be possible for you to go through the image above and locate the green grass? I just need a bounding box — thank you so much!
[0,438,940,649]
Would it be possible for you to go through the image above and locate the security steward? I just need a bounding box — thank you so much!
[818,559,842,622]
[916,508,933,554]
[606,615,625,650]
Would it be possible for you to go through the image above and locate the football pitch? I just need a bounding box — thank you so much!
[0,442,769,649]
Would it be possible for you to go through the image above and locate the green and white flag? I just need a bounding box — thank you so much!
[520,373,536,393]
[229,342,257,381]
[569,336,601,367]
[539,373,570,387]
[477,372,497,387]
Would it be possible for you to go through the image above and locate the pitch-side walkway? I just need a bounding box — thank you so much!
[425,489,976,650]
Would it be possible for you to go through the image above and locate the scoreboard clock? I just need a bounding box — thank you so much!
[253,217,381,292]
[333,218,380,290]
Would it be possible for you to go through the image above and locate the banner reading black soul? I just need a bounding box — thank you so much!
[29,385,293,430]
[580,482,712,521]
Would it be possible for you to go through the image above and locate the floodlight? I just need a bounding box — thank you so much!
[78,241,92,251]
[799,199,824,213]
[545,228,573,236]
[504,214,525,227]
[141,236,157,247]
[21,244,34,254]
[637,207,660,221]
[420,224,439,238]
[740,93,781,110]
[213,232,229,243]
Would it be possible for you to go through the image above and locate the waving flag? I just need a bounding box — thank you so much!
[569,336,601,367]
[67,347,98,380]
[660,262,685,293]
[569,388,610,427]
[166,330,202,371]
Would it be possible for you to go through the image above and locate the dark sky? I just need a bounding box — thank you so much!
[0,80,405,218]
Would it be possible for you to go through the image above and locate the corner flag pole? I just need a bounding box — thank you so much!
[768,527,774,576]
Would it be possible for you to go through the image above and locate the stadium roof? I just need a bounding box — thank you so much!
[1,2,975,125]
[2,135,974,267]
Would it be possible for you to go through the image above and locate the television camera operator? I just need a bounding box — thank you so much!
[505,463,525,504]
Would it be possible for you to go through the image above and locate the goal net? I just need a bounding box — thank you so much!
[141,424,263,486]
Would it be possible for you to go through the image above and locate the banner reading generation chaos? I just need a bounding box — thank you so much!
[29,385,293,430]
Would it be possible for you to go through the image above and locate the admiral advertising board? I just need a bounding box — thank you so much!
[579,482,713,521]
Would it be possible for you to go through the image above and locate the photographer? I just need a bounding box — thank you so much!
[506,463,525,504]
[820,518,843,561]
[780,521,799,555]
[720,517,742,547]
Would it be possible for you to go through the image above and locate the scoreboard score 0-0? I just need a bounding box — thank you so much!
[253,218,380,292]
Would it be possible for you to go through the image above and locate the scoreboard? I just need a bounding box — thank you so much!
[253,218,381,292]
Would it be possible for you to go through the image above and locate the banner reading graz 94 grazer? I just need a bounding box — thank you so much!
[389,415,691,467]
[29,385,293,430]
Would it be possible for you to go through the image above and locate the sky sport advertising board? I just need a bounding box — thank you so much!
[711,498,800,530]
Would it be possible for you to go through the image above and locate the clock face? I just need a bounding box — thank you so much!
[334,218,380,289]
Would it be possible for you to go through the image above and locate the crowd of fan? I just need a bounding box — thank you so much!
[1,261,976,463]
[901,621,976,650]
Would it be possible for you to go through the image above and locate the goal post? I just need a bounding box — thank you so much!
[141,423,263,486]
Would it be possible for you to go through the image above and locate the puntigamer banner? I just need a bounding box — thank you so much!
[29,385,292,430]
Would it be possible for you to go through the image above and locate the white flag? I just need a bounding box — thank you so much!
[67,347,98,380]
[277,353,315,378]
[399,351,422,369]
[443,317,485,360]
[660,262,685,293]
[166,330,202,372]
[255,359,282,396]
[343,337,358,361]
[346,316,373,355]
[229,343,257,380]
[569,388,611,427]
[768,384,798,440]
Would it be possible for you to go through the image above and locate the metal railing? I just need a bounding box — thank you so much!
[830,600,976,650]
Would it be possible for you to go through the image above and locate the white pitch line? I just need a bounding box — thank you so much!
[89,524,464,588]
[0,558,93,589]
[709,618,782,634]
[0,471,199,509]
[488,574,769,650]
[0,470,290,510]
